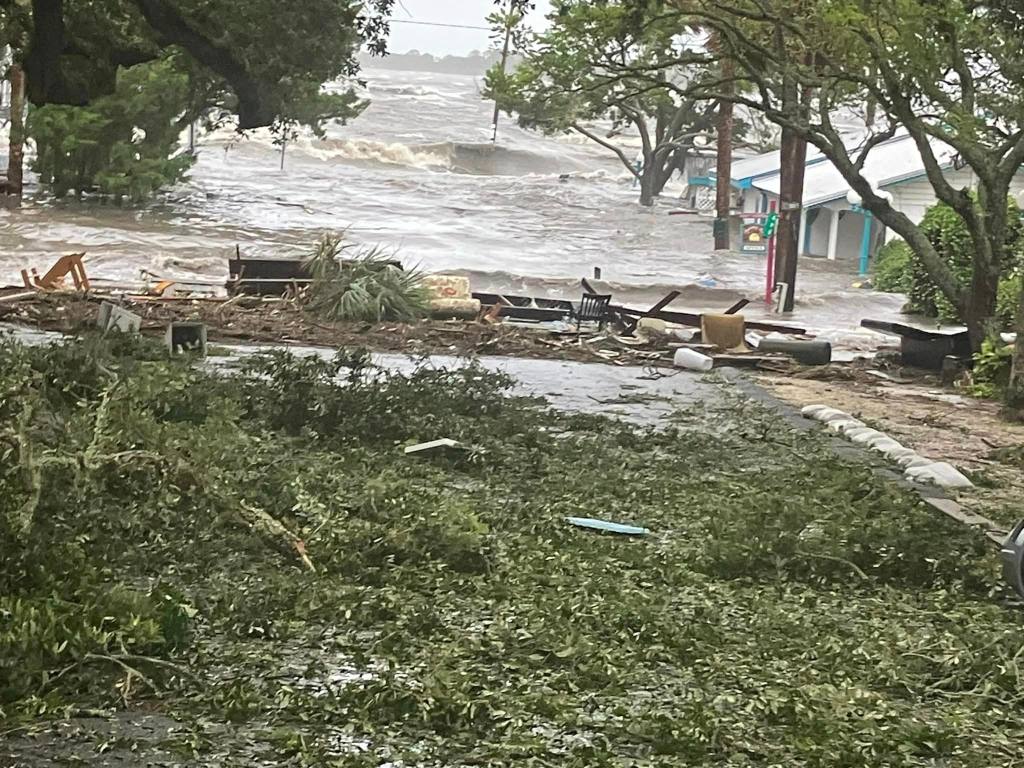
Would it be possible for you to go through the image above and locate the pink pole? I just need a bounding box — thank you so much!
[765,200,778,304]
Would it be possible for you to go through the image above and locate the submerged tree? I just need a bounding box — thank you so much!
[486,0,720,206]
[487,1,535,143]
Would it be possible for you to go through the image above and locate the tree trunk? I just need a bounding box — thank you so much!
[5,63,25,199]
[963,265,1001,351]
[955,185,1006,350]
[713,103,734,247]
[775,126,807,312]
[1009,281,1024,411]
[652,146,688,197]
[639,161,657,207]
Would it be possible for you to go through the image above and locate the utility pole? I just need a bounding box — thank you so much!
[491,4,515,143]
[774,125,807,312]
[713,44,734,250]
[5,62,25,200]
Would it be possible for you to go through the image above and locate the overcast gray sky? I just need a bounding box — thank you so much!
[387,0,552,55]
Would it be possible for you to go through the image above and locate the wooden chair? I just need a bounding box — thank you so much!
[573,292,612,332]
[21,253,90,291]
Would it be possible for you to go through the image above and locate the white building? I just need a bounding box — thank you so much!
[710,134,1024,272]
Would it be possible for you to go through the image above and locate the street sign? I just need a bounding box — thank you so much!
[741,217,769,253]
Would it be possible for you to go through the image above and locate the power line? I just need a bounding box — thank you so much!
[389,19,490,31]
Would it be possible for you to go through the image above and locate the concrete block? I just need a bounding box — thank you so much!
[867,436,903,452]
[828,418,865,433]
[886,447,918,463]
[429,298,481,319]
[809,407,846,422]
[820,410,854,423]
[166,323,207,356]
[904,456,934,470]
[423,275,471,301]
[895,452,924,467]
[97,301,141,334]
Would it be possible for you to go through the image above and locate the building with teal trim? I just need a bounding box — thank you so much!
[690,134,1024,275]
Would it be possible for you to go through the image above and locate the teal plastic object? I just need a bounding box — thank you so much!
[566,517,649,536]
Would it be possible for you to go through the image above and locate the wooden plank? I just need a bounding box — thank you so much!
[0,291,36,304]
[124,295,228,303]
[861,318,969,342]
[614,305,805,335]
[496,305,568,322]
[724,298,750,314]
[710,354,777,369]
[611,304,701,327]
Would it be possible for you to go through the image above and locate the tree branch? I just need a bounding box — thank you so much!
[130,0,274,128]
[572,122,639,178]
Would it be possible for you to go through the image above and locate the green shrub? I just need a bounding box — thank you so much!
[28,58,194,203]
[996,273,1022,329]
[969,337,1014,399]
[873,240,913,293]
[898,199,1024,327]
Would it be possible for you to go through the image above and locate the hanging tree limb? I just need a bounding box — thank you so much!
[130,0,273,128]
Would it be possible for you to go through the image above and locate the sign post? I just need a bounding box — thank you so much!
[732,208,779,305]
[764,202,779,304]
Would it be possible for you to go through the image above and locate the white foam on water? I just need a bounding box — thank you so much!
[298,137,449,169]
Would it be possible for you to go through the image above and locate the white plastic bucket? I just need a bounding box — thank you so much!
[673,348,714,372]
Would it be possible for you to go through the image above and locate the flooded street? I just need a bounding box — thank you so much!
[0,67,904,346]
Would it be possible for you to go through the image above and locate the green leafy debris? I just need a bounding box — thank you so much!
[0,334,1021,766]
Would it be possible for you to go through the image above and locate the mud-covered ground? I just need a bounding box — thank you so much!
[763,373,1024,530]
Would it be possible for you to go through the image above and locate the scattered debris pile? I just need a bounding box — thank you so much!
[0,251,918,374]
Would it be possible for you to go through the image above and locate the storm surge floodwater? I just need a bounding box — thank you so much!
[0,67,904,345]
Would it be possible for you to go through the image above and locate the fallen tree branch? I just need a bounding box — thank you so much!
[795,550,869,580]
[238,501,317,572]
[43,651,196,694]
[15,406,42,535]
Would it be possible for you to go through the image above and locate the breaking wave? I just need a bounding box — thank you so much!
[374,84,452,99]
[292,138,596,176]
[296,138,449,169]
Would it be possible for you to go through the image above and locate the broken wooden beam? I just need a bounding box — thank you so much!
[620,290,682,336]
[724,298,750,315]
[612,305,805,335]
